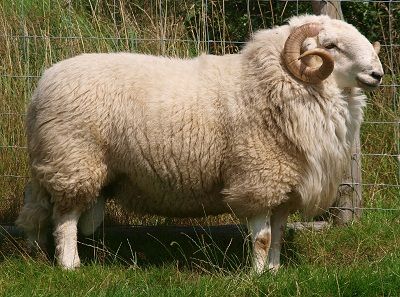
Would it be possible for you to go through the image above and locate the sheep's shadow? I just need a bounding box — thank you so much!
[78,225,249,271]
[0,224,301,271]
[77,224,301,271]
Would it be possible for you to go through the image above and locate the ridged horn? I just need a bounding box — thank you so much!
[283,23,334,84]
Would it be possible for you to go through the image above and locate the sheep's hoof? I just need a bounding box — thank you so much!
[268,264,280,274]
[57,253,81,270]
[60,260,80,270]
[252,265,280,275]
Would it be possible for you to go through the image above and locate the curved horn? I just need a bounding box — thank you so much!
[283,23,334,84]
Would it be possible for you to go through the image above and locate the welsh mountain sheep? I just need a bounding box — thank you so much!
[16,14,383,272]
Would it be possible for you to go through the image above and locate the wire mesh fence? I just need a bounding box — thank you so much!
[0,0,399,225]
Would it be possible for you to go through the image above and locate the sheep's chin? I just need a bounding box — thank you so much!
[356,73,381,91]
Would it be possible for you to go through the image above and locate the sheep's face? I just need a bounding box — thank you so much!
[316,21,383,90]
[283,17,383,89]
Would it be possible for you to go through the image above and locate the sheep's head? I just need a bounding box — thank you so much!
[283,19,383,90]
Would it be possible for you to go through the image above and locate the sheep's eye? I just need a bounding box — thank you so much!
[325,43,336,49]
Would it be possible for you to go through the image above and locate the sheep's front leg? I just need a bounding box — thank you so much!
[53,209,81,270]
[248,213,271,274]
[269,205,290,271]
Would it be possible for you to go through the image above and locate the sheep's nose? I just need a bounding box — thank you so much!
[371,71,383,81]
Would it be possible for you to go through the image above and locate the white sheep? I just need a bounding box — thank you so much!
[16,14,383,272]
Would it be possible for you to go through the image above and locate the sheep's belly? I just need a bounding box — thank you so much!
[110,178,229,217]
[116,191,228,217]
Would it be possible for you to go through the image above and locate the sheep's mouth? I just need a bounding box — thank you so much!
[356,75,381,91]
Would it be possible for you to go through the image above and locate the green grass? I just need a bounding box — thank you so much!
[1,212,400,296]
[1,259,400,297]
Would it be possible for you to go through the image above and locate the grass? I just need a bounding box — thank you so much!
[1,211,400,296]
[0,1,399,295]
[1,258,400,296]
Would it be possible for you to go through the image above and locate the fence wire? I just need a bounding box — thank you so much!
[0,0,399,223]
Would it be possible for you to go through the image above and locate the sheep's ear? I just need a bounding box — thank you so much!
[373,41,381,54]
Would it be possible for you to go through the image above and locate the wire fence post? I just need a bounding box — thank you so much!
[312,0,362,225]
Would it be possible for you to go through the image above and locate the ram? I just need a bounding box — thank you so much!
[16,15,383,272]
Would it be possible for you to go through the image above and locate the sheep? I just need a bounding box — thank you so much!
[16,14,383,272]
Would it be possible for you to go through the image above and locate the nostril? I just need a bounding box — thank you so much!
[371,71,383,81]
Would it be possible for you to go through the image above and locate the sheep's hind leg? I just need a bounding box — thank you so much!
[248,213,271,274]
[78,195,106,236]
[15,180,52,255]
[52,181,104,270]
[53,208,82,269]
[45,146,107,269]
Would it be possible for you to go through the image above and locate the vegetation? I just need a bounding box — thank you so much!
[1,211,400,296]
[3,256,400,296]
[0,1,399,295]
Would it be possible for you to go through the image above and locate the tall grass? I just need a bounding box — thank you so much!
[0,0,398,226]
